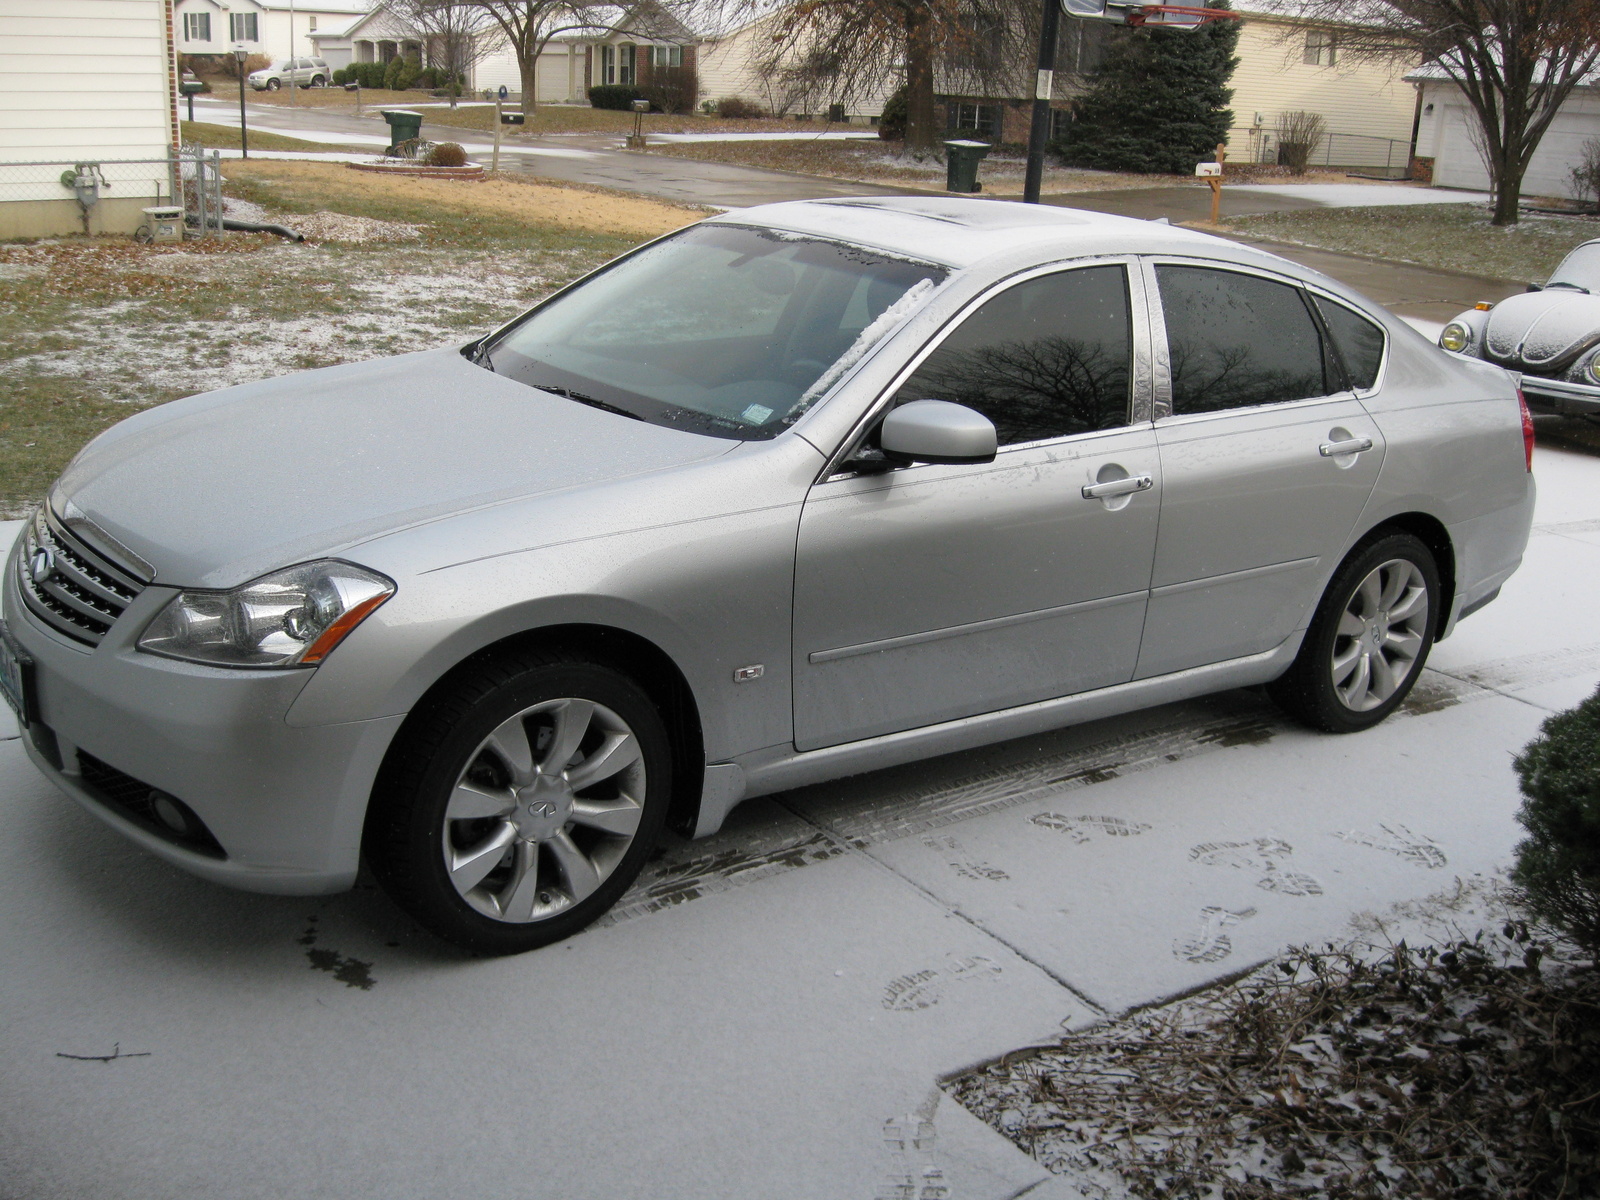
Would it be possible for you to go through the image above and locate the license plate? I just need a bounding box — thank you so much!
[0,621,35,728]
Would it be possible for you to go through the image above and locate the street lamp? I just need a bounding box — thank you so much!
[234,45,250,159]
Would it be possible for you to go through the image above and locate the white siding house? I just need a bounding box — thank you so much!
[1411,68,1600,198]
[174,0,371,64]
[0,0,179,238]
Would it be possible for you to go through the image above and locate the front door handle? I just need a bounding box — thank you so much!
[1319,436,1373,457]
[1081,475,1153,500]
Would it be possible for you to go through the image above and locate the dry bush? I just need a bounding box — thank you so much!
[715,96,767,119]
[1276,110,1328,175]
[1569,138,1600,212]
[425,142,468,168]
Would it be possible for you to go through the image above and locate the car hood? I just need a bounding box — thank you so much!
[52,348,732,589]
[1483,289,1600,371]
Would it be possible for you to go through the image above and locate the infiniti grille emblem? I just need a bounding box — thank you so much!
[29,546,55,585]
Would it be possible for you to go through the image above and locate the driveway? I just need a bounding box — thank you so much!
[2,420,1596,1199]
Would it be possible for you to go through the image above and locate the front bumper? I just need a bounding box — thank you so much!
[4,553,403,895]
[1518,374,1600,416]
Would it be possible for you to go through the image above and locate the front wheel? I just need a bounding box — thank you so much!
[365,650,671,954]
[266,78,281,91]
[1269,532,1440,733]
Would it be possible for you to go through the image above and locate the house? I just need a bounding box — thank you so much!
[173,0,371,65]
[937,2,1418,168]
[1,0,180,238]
[1409,63,1600,196]
[695,7,895,119]
[572,5,700,99]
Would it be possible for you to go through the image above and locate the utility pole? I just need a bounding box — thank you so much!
[1023,0,1063,203]
[288,0,298,106]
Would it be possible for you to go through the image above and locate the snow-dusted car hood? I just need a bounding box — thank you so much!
[52,348,732,589]
[1483,289,1600,371]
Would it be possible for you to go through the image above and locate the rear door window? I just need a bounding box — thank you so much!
[892,263,1134,446]
[1156,265,1333,414]
[1313,295,1386,391]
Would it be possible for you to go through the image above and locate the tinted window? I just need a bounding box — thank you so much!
[892,265,1133,446]
[486,224,944,441]
[1314,296,1385,390]
[1157,266,1330,414]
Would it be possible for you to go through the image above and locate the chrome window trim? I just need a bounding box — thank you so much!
[1139,256,1373,423]
[817,255,1153,481]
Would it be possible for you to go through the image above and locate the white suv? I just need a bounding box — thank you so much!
[248,58,330,91]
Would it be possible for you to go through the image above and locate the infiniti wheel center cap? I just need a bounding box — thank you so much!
[514,775,571,839]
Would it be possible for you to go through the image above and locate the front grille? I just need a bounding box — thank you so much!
[76,750,225,858]
[17,508,148,646]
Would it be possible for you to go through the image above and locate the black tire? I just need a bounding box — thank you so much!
[266,78,281,91]
[365,649,671,954]
[1269,532,1440,734]
[310,75,325,88]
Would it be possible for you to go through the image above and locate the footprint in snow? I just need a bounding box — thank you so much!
[1335,823,1446,869]
[882,954,1003,1011]
[920,834,1009,881]
[1190,838,1324,897]
[1031,813,1151,844]
[1173,906,1257,964]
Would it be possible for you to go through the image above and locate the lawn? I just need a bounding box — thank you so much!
[178,120,369,154]
[0,163,700,515]
[1229,202,1596,284]
[648,138,1196,196]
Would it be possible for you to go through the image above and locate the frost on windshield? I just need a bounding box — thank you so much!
[787,277,939,422]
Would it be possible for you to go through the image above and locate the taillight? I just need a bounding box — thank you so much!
[1518,388,1534,472]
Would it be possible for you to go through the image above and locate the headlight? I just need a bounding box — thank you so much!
[1439,322,1471,353]
[138,560,394,669]
[1588,355,1600,385]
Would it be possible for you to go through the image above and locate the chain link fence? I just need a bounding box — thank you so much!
[0,147,228,238]
[1232,129,1414,177]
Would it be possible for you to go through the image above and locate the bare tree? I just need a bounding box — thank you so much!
[466,0,623,115]
[696,0,1034,155]
[378,0,499,107]
[1275,109,1326,174]
[1262,0,1600,224]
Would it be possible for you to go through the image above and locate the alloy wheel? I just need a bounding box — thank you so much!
[1329,558,1430,711]
[441,697,645,923]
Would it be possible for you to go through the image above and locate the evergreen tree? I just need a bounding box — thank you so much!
[1057,2,1239,175]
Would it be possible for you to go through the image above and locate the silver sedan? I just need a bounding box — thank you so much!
[1,198,1535,953]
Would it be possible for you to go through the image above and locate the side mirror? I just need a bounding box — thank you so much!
[879,400,997,466]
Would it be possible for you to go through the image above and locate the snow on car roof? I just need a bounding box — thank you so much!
[709,195,1231,270]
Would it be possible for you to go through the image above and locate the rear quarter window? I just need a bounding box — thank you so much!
[1314,296,1387,391]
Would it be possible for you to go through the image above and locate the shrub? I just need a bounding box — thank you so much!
[425,141,468,167]
[646,65,699,114]
[1512,685,1600,955]
[715,95,766,120]
[332,66,350,86]
[589,83,648,110]
[1276,110,1327,174]
[877,85,907,141]
[1569,137,1600,212]
[384,55,419,92]
[208,53,270,80]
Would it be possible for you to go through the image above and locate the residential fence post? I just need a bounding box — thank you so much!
[211,151,223,234]
[193,142,207,236]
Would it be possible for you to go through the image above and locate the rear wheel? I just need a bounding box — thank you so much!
[1269,532,1439,733]
[366,650,670,954]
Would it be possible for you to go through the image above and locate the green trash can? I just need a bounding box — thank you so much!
[944,139,992,193]
[380,109,423,154]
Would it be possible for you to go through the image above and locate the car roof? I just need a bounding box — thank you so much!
[707,195,1252,271]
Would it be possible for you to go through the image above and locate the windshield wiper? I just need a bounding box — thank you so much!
[535,384,644,422]
[1545,281,1591,293]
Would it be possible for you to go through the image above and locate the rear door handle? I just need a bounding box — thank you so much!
[1319,437,1373,457]
[1081,475,1153,499]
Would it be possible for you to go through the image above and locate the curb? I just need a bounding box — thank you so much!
[346,161,485,179]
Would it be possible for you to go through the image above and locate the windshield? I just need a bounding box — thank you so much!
[482,224,945,440]
[1547,241,1600,291]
